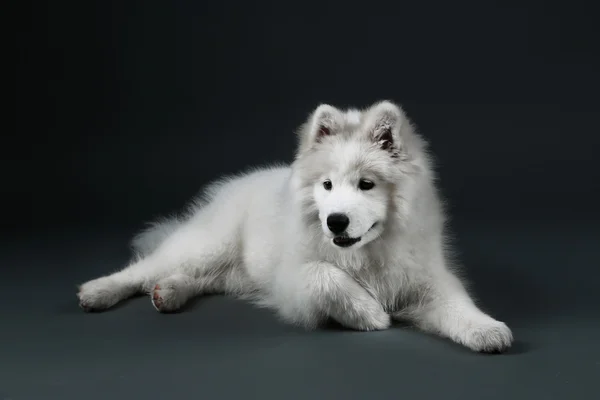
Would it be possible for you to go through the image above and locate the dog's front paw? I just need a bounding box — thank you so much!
[340,306,391,332]
[461,319,513,353]
[77,277,121,312]
[360,309,392,331]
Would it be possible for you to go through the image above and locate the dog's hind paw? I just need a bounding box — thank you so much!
[77,277,122,312]
[151,275,191,313]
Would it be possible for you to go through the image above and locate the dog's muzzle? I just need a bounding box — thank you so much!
[333,236,361,247]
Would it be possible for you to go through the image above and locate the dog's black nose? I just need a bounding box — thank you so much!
[327,213,350,234]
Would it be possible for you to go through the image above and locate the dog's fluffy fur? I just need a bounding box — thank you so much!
[78,101,513,353]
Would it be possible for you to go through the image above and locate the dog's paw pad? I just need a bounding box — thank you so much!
[150,275,191,313]
[151,283,182,313]
[79,301,94,312]
[151,285,165,310]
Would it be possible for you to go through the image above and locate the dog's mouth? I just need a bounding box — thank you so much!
[333,236,361,247]
[332,223,378,248]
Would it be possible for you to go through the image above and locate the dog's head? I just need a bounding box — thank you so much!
[292,101,422,249]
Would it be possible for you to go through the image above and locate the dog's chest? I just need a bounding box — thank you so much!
[335,248,425,312]
[358,265,408,308]
[329,254,404,308]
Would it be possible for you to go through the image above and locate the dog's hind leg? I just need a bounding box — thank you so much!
[149,261,238,313]
[78,214,241,312]
[150,273,203,313]
[77,254,166,312]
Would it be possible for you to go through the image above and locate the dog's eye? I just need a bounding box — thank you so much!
[358,179,375,191]
[323,180,332,191]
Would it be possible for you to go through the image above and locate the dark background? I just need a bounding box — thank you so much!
[14,0,600,233]
[6,1,600,399]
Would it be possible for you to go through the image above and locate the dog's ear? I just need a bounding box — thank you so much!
[297,104,343,152]
[363,101,405,155]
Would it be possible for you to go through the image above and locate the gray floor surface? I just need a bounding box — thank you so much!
[2,221,598,399]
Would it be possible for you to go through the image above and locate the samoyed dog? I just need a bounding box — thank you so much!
[77,101,513,353]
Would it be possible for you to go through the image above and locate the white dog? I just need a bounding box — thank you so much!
[78,101,513,353]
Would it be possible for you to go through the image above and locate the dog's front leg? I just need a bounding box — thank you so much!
[405,270,514,353]
[275,261,390,331]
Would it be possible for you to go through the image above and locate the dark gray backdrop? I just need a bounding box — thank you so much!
[14,0,600,232]
[7,1,600,399]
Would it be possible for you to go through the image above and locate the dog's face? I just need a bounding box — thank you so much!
[293,101,412,249]
[312,144,391,248]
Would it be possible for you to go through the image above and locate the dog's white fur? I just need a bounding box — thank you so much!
[78,101,513,353]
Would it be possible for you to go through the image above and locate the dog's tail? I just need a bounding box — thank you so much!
[130,216,182,258]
